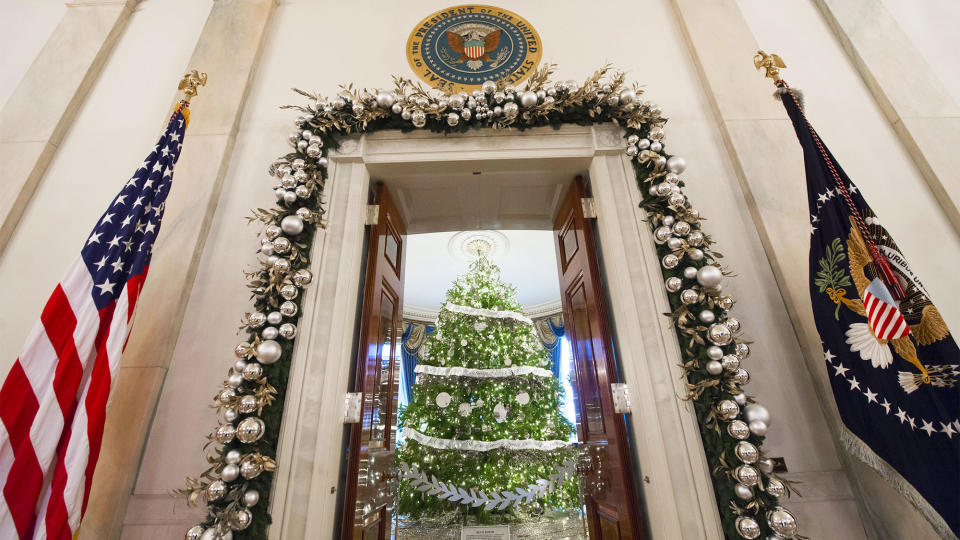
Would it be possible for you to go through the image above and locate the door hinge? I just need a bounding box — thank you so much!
[611,383,631,414]
[581,197,597,219]
[344,392,362,423]
[365,205,380,225]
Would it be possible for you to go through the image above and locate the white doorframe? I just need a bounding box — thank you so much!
[269,124,723,539]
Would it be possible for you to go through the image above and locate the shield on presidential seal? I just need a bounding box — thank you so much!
[464,39,485,60]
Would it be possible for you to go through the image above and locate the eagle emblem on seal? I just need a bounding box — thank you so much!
[445,23,503,70]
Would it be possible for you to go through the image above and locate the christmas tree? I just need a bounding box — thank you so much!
[396,256,579,521]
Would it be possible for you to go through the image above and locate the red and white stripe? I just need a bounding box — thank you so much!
[0,260,145,539]
[864,287,910,341]
[465,45,484,59]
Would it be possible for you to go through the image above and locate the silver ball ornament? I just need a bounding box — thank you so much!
[734,483,753,500]
[672,221,691,236]
[619,89,636,105]
[736,465,760,486]
[706,360,723,375]
[696,266,723,288]
[687,231,704,246]
[716,399,740,419]
[682,266,698,280]
[732,368,750,385]
[736,342,751,358]
[766,477,786,498]
[736,516,761,539]
[279,323,297,339]
[654,226,672,244]
[668,193,686,207]
[680,289,699,305]
[236,417,265,443]
[234,342,251,358]
[725,317,741,333]
[206,480,227,501]
[293,268,313,286]
[375,92,394,108]
[727,420,750,440]
[699,310,716,323]
[295,185,310,199]
[625,145,638,157]
[267,311,282,325]
[661,215,676,227]
[666,156,687,174]
[734,392,747,406]
[238,395,257,414]
[666,237,683,251]
[247,312,266,328]
[536,90,546,100]
[655,182,673,197]
[280,283,298,300]
[688,248,704,261]
[401,108,412,120]
[391,103,402,114]
[281,215,304,235]
[282,191,297,204]
[519,91,538,107]
[482,80,497,94]
[758,458,774,474]
[225,449,242,464]
[242,362,262,381]
[502,102,518,118]
[261,326,278,340]
[227,372,243,388]
[744,404,771,425]
[256,340,282,364]
[662,254,679,269]
[411,110,426,128]
[637,138,650,150]
[232,509,252,531]
[767,507,798,538]
[272,258,290,273]
[186,525,204,540]
[447,113,460,127]
[259,239,274,256]
[240,458,264,479]
[648,127,665,140]
[748,420,768,436]
[280,301,298,317]
[272,237,291,254]
[213,424,237,444]
[280,175,297,189]
[718,296,735,310]
[649,141,663,153]
[306,144,321,158]
[627,134,639,145]
[243,489,260,507]
[665,277,682,292]
[707,346,724,360]
[221,463,240,482]
[707,323,733,345]
[234,359,247,372]
[722,355,741,372]
[735,441,759,463]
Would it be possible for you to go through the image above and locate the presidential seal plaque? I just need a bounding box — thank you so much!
[406,5,542,92]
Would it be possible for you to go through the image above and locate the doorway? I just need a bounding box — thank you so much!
[269,126,721,540]
[342,170,644,538]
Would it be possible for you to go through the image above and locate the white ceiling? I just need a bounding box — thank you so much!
[403,229,561,316]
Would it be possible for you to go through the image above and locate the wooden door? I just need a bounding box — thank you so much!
[553,176,644,539]
[342,183,406,540]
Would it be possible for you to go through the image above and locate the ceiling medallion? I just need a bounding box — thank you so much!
[448,230,510,261]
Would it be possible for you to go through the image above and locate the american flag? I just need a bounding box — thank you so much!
[0,103,187,539]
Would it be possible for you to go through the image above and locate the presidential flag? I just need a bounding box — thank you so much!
[779,85,959,538]
[0,102,188,539]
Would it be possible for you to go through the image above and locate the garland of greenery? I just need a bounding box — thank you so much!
[179,64,800,540]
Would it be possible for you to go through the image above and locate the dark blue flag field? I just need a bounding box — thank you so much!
[780,85,959,538]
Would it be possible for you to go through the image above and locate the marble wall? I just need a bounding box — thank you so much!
[0,0,957,538]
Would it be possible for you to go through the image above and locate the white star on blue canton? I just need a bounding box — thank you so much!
[920,420,936,436]
[133,196,144,207]
[107,235,121,249]
[96,279,116,296]
[102,213,115,224]
[114,194,127,206]
[94,255,108,271]
[833,363,849,377]
[941,422,956,439]
[122,238,134,252]
[110,258,124,273]
[87,232,102,246]
[847,376,860,390]
[120,215,133,228]
[144,221,157,235]
[895,408,908,424]
[152,162,163,172]
[863,388,878,404]
[880,399,891,414]
[824,350,836,362]
[170,133,180,142]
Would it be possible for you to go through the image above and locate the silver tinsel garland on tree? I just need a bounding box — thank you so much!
[179,64,800,540]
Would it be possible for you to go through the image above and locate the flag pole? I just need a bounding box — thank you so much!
[754,51,907,300]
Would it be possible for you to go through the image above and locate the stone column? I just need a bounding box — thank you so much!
[79,1,278,538]
[668,0,943,538]
[814,0,960,233]
[0,0,137,255]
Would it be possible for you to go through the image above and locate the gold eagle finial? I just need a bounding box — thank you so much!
[178,70,208,100]
[754,50,786,84]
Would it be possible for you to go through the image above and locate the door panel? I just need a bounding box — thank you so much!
[553,176,644,540]
[343,183,406,540]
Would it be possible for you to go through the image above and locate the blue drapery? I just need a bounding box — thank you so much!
[400,321,434,405]
[534,315,565,378]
